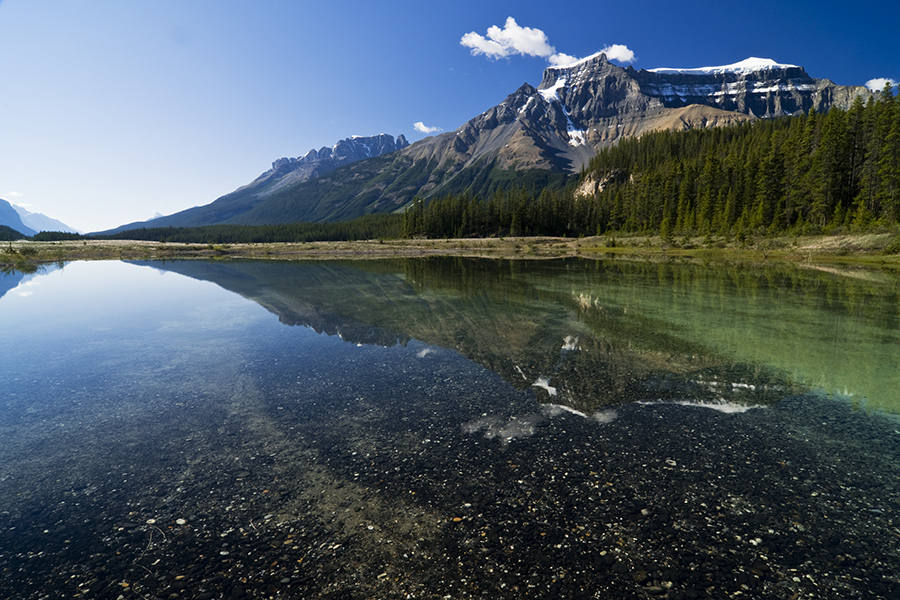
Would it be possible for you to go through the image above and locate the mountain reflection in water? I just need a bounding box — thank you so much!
[132,257,899,414]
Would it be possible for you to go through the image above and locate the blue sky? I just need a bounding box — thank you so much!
[1,0,897,232]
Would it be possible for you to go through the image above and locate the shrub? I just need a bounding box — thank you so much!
[882,236,900,255]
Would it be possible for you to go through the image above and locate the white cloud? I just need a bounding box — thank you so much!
[461,17,554,60]
[13,280,40,297]
[461,17,635,68]
[600,44,636,64]
[414,122,442,134]
[5,191,23,198]
[866,77,897,92]
[548,52,579,67]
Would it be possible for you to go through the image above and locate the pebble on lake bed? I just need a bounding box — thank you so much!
[175,518,187,526]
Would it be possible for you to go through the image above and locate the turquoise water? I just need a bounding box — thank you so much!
[1,258,898,599]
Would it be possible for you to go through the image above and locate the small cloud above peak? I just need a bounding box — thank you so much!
[414,122,442,134]
[599,44,635,64]
[460,17,634,69]
[548,52,579,67]
[866,77,897,92]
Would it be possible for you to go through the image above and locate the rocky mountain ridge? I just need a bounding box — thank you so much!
[250,133,410,199]
[105,54,871,231]
[101,134,408,233]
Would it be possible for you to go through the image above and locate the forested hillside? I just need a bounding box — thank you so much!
[404,85,899,239]
[96,213,402,244]
[0,225,27,241]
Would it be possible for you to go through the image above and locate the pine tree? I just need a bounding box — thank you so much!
[810,107,848,228]
[875,83,900,222]
[752,132,785,230]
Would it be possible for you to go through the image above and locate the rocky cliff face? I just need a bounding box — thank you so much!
[402,53,869,179]
[635,59,866,119]
[543,53,870,121]
[275,133,410,171]
[251,133,410,198]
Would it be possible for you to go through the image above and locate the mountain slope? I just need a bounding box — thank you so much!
[110,54,871,231]
[0,199,36,236]
[99,133,408,234]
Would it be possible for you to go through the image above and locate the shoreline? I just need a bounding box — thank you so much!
[4,233,900,272]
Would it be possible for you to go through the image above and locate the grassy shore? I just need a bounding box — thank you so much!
[4,232,900,272]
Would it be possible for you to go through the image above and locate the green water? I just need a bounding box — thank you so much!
[139,257,900,414]
[527,259,900,413]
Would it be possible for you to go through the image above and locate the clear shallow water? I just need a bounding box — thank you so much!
[0,258,898,599]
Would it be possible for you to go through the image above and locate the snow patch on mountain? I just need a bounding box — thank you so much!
[648,80,820,102]
[648,57,798,75]
[538,77,566,103]
[537,77,587,147]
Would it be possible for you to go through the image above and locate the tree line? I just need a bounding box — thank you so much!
[89,213,403,244]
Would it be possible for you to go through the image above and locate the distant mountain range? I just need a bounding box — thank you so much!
[101,54,870,234]
[0,197,80,237]
[12,204,80,234]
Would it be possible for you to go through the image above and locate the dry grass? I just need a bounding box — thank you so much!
[3,233,900,271]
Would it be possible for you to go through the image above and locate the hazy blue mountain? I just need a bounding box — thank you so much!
[0,270,25,300]
[11,204,80,234]
[0,199,36,236]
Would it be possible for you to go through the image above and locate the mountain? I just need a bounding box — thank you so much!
[0,199,36,236]
[0,270,26,299]
[395,54,867,178]
[107,54,870,232]
[100,133,409,233]
[11,204,80,234]
[266,133,411,190]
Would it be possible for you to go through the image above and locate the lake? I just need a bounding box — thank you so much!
[1,257,898,599]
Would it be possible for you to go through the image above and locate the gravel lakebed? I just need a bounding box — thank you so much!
[2,349,898,600]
